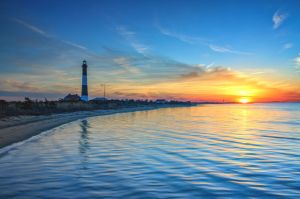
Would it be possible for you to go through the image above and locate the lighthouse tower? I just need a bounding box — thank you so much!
[81,60,88,101]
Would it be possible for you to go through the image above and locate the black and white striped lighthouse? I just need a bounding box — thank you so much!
[81,60,88,101]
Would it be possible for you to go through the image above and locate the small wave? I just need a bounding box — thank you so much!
[261,135,300,141]
[262,121,300,126]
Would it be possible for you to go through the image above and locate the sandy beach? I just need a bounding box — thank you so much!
[0,105,180,149]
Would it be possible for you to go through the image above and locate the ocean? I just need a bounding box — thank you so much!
[0,103,300,198]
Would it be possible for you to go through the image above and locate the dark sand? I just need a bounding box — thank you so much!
[0,106,176,149]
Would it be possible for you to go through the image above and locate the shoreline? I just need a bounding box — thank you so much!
[0,105,192,149]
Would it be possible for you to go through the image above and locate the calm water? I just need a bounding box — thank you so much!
[0,103,300,198]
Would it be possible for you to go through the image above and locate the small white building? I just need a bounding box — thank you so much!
[155,99,167,104]
[91,97,107,102]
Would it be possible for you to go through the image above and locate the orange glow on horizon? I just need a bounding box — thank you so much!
[83,73,300,103]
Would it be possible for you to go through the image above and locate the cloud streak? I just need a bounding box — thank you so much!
[62,40,88,50]
[13,18,49,37]
[13,18,88,51]
[156,23,208,45]
[116,26,149,55]
[156,23,251,55]
[208,44,251,55]
[113,57,141,74]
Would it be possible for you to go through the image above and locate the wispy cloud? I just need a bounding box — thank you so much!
[113,57,141,74]
[208,44,251,55]
[283,43,293,50]
[116,26,149,55]
[156,23,251,55]
[250,71,267,75]
[178,66,234,81]
[13,18,49,37]
[194,62,215,69]
[0,79,38,92]
[13,18,88,51]
[294,53,300,68]
[62,40,88,50]
[272,10,288,29]
[156,23,208,44]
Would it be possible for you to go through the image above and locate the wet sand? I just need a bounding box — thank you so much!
[0,105,180,148]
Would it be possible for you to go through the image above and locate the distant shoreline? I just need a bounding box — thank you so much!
[0,104,193,149]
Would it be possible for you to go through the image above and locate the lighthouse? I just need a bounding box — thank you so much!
[81,60,88,101]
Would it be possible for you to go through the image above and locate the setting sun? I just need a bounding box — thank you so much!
[238,98,251,104]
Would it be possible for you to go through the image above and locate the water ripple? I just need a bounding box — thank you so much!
[0,103,300,198]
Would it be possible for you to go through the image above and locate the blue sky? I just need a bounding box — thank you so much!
[0,0,300,101]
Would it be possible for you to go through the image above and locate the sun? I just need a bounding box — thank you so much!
[238,98,251,104]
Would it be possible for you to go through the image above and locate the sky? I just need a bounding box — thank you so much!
[0,0,300,102]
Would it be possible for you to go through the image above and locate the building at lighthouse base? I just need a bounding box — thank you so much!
[81,95,88,102]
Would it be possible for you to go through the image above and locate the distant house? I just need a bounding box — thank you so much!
[90,97,107,102]
[155,99,167,104]
[63,94,81,102]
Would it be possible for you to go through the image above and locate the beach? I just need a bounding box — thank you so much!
[0,105,185,149]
